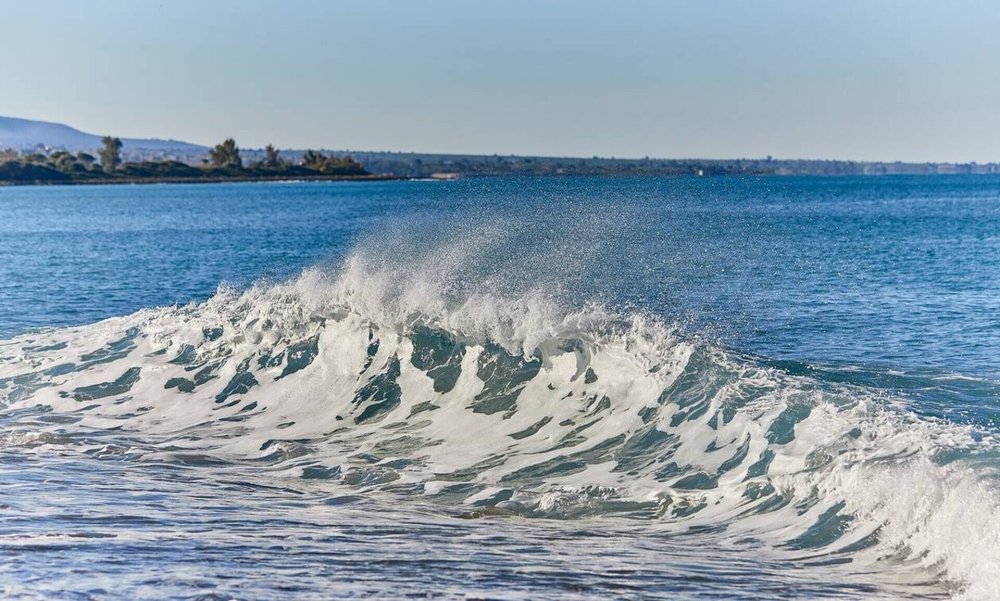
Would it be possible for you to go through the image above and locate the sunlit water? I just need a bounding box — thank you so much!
[0,177,997,599]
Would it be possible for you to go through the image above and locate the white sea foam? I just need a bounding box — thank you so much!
[1,258,998,599]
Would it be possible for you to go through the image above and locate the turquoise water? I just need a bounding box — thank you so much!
[0,177,998,599]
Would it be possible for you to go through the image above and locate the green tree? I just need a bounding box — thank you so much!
[99,136,123,172]
[76,152,97,169]
[208,138,242,169]
[50,151,77,171]
[301,149,324,170]
[263,144,281,168]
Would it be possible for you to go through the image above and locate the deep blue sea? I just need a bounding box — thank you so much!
[0,177,997,600]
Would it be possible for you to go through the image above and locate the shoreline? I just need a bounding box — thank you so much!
[4,172,998,188]
[0,173,408,187]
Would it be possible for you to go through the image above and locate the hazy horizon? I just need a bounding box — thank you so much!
[3,0,999,162]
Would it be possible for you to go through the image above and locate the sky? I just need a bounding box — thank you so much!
[1,0,998,162]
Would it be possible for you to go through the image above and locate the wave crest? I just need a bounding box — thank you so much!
[1,263,998,599]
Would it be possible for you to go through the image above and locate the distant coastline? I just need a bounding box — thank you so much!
[0,135,385,187]
[3,167,999,188]
[0,173,403,187]
[4,149,1000,186]
[3,115,999,183]
[343,152,1000,178]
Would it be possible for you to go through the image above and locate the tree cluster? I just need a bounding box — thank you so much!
[99,136,122,172]
[0,136,369,184]
[207,138,242,169]
[0,148,107,182]
[300,149,364,174]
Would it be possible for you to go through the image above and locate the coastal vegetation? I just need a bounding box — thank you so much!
[99,136,123,172]
[6,124,999,183]
[0,137,369,185]
[344,152,1000,177]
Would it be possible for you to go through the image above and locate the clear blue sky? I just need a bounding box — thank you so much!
[2,0,998,161]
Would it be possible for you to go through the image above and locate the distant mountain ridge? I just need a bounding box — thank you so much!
[0,116,206,153]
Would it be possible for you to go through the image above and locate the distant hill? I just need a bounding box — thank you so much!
[0,116,206,153]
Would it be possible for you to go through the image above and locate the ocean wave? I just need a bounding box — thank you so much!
[1,259,998,599]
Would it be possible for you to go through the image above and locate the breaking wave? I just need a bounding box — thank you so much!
[1,255,998,599]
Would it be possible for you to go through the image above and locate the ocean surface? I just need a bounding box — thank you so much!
[0,176,997,600]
